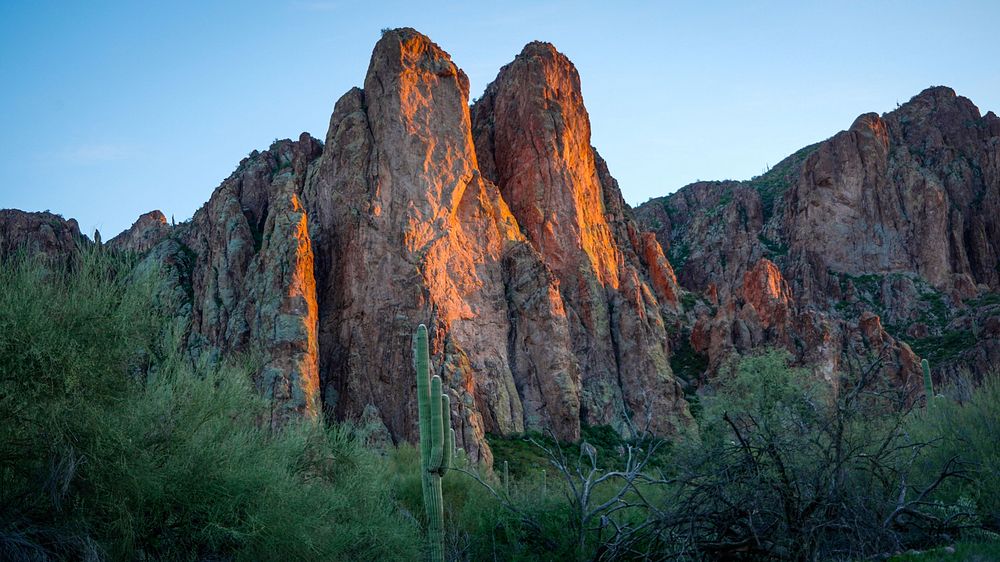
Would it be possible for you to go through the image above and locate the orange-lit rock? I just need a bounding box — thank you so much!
[304,29,581,462]
[107,210,171,253]
[642,231,680,307]
[742,259,792,329]
[472,42,690,435]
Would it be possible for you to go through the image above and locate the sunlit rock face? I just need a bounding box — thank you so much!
[124,29,691,459]
[302,28,581,463]
[636,86,1000,385]
[471,42,689,435]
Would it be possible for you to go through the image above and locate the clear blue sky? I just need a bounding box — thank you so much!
[1,1,997,237]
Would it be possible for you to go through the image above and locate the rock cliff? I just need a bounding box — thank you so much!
[471,42,687,435]
[107,210,172,253]
[5,32,996,458]
[112,29,689,460]
[636,86,1000,388]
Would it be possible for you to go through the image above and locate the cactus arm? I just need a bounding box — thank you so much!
[441,394,453,472]
[922,359,934,403]
[414,325,433,468]
[429,376,444,471]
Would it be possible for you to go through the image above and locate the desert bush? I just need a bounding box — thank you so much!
[0,250,419,561]
[2,249,995,561]
[907,374,1000,533]
[653,350,976,561]
[388,442,580,561]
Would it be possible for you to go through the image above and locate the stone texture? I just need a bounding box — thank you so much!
[472,42,689,435]
[636,86,1000,386]
[144,137,324,429]
[108,210,171,253]
[0,209,85,261]
[6,32,995,460]
[301,29,586,463]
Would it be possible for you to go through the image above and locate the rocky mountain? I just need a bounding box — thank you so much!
[3,29,997,460]
[636,86,1000,390]
[61,29,689,462]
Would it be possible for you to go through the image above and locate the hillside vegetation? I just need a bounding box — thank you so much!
[1,250,997,561]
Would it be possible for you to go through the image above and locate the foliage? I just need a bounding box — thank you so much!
[489,425,671,482]
[908,375,1000,534]
[658,350,977,561]
[0,250,419,561]
[757,233,789,257]
[964,292,1000,308]
[668,239,691,273]
[2,249,997,561]
[909,330,977,363]
[388,443,578,561]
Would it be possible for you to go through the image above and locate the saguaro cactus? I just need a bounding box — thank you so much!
[922,358,934,404]
[414,324,454,562]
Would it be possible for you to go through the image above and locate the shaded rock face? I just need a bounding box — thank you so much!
[636,180,766,299]
[471,42,688,435]
[687,257,920,395]
[0,209,85,261]
[145,137,325,429]
[636,86,999,385]
[107,210,171,253]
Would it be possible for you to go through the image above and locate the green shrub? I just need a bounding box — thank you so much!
[908,376,1000,533]
[388,443,577,561]
[0,250,419,561]
[667,350,978,560]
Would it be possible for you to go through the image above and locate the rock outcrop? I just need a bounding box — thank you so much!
[637,86,1000,385]
[301,30,585,463]
[107,210,172,253]
[144,137,325,429]
[0,209,85,261]
[118,29,689,461]
[471,42,688,435]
